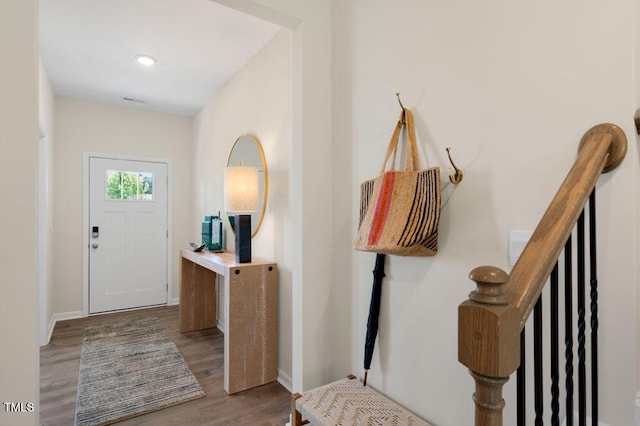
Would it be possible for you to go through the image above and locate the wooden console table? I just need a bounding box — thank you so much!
[179,249,278,394]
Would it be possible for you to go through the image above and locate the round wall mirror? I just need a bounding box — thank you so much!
[226,134,268,237]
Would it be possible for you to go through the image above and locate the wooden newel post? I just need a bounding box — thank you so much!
[470,371,509,425]
[459,266,521,426]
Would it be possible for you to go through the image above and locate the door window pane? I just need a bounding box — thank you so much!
[105,170,153,201]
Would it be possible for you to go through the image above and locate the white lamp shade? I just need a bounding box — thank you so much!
[224,166,259,213]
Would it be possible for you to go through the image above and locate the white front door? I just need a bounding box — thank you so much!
[89,156,168,314]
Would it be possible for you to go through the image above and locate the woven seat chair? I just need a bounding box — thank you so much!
[291,375,432,426]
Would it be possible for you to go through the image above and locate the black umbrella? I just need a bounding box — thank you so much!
[363,253,386,386]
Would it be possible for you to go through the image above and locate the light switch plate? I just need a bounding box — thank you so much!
[509,230,533,267]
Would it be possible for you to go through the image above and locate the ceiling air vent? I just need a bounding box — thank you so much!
[122,97,146,104]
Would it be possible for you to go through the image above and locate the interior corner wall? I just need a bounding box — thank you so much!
[38,57,55,345]
[0,0,39,424]
[635,0,640,413]
[338,0,637,425]
[192,28,295,387]
[209,0,342,393]
[52,99,193,314]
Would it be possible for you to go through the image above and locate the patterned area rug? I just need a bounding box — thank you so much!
[75,317,205,426]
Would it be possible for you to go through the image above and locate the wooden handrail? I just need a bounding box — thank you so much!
[458,123,627,426]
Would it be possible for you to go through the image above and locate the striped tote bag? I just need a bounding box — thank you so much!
[354,109,441,256]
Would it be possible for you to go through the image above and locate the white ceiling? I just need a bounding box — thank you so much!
[39,0,281,116]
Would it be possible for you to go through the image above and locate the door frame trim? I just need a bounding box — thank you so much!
[82,152,173,317]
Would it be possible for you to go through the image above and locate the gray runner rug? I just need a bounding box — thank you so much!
[75,316,205,426]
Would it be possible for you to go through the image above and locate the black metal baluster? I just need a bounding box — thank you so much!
[518,329,526,426]
[551,263,560,425]
[577,211,586,426]
[564,237,574,426]
[588,190,599,426]
[534,298,543,426]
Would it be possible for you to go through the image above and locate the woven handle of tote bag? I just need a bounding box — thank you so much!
[379,109,421,174]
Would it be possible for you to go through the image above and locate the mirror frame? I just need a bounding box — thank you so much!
[226,134,268,238]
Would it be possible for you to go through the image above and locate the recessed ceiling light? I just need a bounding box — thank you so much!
[135,54,157,67]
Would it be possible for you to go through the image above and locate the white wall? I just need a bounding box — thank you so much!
[53,98,193,313]
[0,0,39,424]
[192,28,294,386]
[335,1,637,425]
[5,1,636,424]
[38,58,55,345]
[635,0,640,408]
[215,0,341,393]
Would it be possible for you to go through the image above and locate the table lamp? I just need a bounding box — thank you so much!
[224,165,259,263]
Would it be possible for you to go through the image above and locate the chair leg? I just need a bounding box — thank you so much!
[291,393,303,426]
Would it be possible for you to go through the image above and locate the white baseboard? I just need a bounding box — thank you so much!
[45,318,56,345]
[278,369,292,393]
[635,390,640,426]
[43,310,83,346]
[53,310,83,322]
[42,301,181,346]
[46,299,182,345]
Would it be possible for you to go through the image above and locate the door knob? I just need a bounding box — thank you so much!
[92,243,99,249]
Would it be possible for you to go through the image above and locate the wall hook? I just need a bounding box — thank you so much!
[395,92,406,124]
[446,147,463,184]
[396,92,405,110]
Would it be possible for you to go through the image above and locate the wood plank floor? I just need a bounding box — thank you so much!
[40,305,292,425]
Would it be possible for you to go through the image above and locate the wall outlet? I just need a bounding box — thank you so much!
[509,230,533,267]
